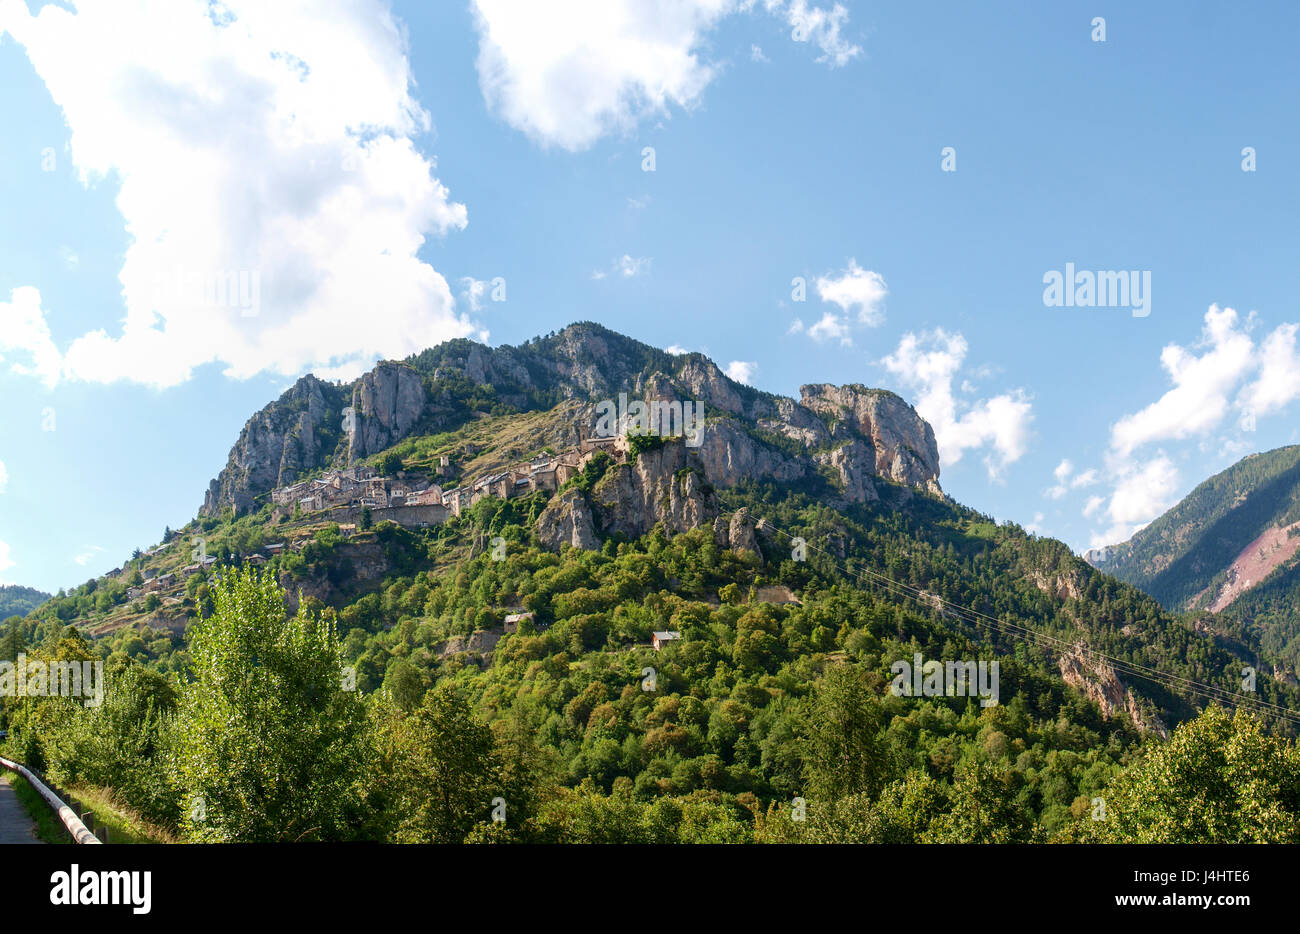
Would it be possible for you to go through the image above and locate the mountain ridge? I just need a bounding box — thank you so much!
[199,322,944,521]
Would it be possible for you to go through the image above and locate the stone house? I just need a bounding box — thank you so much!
[504,612,534,634]
[652,631,682,651]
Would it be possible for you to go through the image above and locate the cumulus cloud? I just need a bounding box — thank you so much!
[0,0,479,389]
[789,260,887,345]
[1088,454,1179,548]
[1083,304,1300,548]
[73,545,104,567]
[1046,458,1099,500]
[0,287,63,388]
[1240,322,1300,417]
[1111,305,1255,457]
[725,360,758,384]
[471,0,860,151]
[881,329,1033,479]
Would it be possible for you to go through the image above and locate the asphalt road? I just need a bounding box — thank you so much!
[0,774,45,844]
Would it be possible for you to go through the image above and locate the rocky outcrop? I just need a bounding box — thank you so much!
[348,362,426,462]
[799,384,941,494]
[201,374,344,516]
[1058,646,1168,738]
[202,322,944,523]
[728,508,760,557]
[588,443,718,540]
[814,440,882,504]
[537,488,601,551]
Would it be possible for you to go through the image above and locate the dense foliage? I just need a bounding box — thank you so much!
[0,584,50,620]
[4,472,1298,843]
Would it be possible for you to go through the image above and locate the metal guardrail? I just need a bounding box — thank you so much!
[0,754,102,844]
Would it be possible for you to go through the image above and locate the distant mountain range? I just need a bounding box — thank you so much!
[1088,445,1300,671]
[0,584,51,620]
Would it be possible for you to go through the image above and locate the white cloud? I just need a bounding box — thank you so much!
[460,277,491,312]
[626,194,651,210]
[470,0,860,151]
[0,0,478,389]
[1025,511,1045,535]
[0,287,63,388]
[1046,458,1099,499]
[1240,322,1300,417]
[881,329,1033,480]
[665,344,689,355]
[73,545,104,567]
[1083,494,1105,519]
[775,0,860,66]
[806,311,853,345]
[618,254,651,277]
[0,459,7,494]
[1082,303,1300,549]
[594,254,651,280]
[1111,305,1255,457]
[1088,454,1179,548]
[725,360,757,384]
[816,259,887,326]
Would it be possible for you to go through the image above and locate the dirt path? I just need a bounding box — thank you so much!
[0,773,45,844]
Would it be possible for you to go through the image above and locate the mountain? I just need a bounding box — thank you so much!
[1088,445,1300,672]
[8,323,1300,844]
[200,322,943,520]
[0,584,51,619]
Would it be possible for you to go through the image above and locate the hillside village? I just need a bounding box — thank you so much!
[270,429,631,527]
[83,429,635,631]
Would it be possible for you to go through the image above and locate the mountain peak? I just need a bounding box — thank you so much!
[199,325,941,517]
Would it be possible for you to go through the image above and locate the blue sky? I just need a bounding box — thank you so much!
[2,0,1299,594]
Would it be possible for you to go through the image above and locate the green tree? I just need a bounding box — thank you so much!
[1080,706,1300,843]
[170,568,369,842]
[383,657,425,712]
[803,664,895,802]
[387,684,497,843]
[375,449,403,477]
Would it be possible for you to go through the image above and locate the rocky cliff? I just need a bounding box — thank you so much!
[201,374,347,516]
[347,362,426,461]
[202,323,943,525]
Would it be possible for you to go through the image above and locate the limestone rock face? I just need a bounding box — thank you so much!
[799,384,941,494]
[692,421,808,489]
[728,508,760,557]
[537,487,601,551]
[348,362,426,462]
[201,374,341,516]
[201,322,945,528]
[589,442,719,541]
[814,440,882,504]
